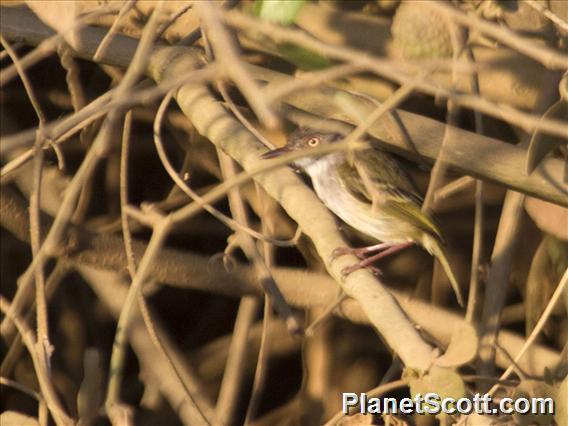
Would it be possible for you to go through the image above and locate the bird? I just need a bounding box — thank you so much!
[262,127,464,306]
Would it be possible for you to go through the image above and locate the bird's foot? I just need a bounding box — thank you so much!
[332,246,366,260]
[341,261,383,277]
[335,242,415,277]
[331,242,393,260]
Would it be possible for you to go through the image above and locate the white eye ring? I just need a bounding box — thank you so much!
[307,137,320,147]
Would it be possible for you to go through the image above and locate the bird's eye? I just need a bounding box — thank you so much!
[307,137,320,147]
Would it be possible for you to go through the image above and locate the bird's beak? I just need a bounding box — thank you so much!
[260,146,291,159]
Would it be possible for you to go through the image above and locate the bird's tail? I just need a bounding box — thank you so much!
[421,235,464,307]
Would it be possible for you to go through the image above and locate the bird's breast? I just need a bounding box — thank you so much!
[305,157,411,243]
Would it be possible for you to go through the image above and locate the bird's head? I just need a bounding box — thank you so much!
[261,128,343,170]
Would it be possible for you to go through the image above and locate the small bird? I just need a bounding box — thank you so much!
[262,127,464,306]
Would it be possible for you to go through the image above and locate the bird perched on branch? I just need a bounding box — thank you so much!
[262,127,464,306]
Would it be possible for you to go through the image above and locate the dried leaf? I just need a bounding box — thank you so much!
[526,99,567,174]
[26,1,81,46]
[525,197,568,240]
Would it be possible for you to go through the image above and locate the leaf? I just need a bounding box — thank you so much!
[249,1,328,70]
[525,237,555,336]
[26,0,80,47]
[435,322,478,368]
[252,0,307,26]
[0,411,39,426]
[525,197,568,241]
[276,43,332,70]
[526,99,568,174]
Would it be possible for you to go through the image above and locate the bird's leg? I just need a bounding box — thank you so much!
[339,241,414,276]
[332,242,393,260]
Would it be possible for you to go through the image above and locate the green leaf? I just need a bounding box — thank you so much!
[252,0,307,26]
[277,42,331,70]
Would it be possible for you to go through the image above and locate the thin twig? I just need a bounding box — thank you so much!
[156,2,194,39]
[263,62,369,105]
[244,184,280,424]
[214,296,259,425]
[153,92,299,247]
[105,218,176,413]
[243,295,272,425]
[0,376,42,401]
[305,292,347,337]
[119,111,137,277]
[93,0,136,62]
[488,267,568,396]
[216,148,301,333]
[0,296,73,426]
[197,2,279,129]
[525,0,568,32]
[213,73,303,333]
[1,262,69,375]
[423,18,464,211]
[1,35,54,407]
[434,176,476,202]
[58,42,86,112]
[476,191,525,381]
[335,80,418,146]
[426,1,568,69]
[465,44,485,324]
[0,36,47,123]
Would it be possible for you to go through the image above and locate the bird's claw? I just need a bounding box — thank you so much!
[332,246,368,260]
[340,262,383,277]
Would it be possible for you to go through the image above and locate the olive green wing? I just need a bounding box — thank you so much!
[336,149,443,241]
[382,196,444,242]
